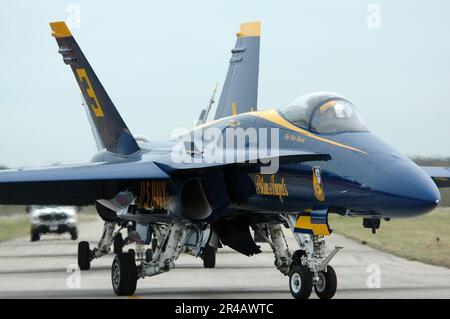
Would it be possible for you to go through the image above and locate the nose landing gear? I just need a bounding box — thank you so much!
[262,213,342,299]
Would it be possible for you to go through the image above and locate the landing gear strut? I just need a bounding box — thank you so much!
[285,215,342,299]
[260,215,342,299]
[109,222,191,296]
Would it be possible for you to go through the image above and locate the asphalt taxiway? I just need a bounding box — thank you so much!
[0,218,449,298]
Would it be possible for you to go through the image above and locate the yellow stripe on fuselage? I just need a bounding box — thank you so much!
[249,110,367,155]
[189,109,366,155]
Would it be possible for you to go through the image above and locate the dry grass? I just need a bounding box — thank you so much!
[329,207,450,268]
[0,215,30,242]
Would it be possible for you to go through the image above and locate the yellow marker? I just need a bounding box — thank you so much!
[295,214,331,236]
[50,21,72,38]
[76,68,104,117]
[236,21,261,37]
[232,101,237,115]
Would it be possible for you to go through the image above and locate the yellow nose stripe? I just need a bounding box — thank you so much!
[251,110,368,155]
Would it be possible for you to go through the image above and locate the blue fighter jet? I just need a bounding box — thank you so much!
[0,21,448,299]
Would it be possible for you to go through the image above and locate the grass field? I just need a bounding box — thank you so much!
[329,207,450,268]
[0,215,31,242]
[1,205,449,269]
[0,205,98,242]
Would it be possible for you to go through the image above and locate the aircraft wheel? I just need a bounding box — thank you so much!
[202,246,216,268]
[111,253,137,296]
[114,233,124,254]
[78,241,91,270]
[314,265,337,299]
[145,249,153,262]
[289,264,313,299]
[292,250,306,265]
[128,248,136,261]
[70,228,78,241]
[30,230,40,242]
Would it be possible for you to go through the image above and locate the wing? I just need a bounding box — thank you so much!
[156,147,331,174]
[0,161,169,205]
[214,22,261,119]
[421,166,450,188]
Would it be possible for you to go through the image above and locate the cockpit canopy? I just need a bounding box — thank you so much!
[280,92,368,134]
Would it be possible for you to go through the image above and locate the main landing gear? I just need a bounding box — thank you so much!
[110,222,214,296]
[256,215,342,299]
[77,221,136,270]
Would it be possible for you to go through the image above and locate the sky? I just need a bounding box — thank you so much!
[0,0,449,167]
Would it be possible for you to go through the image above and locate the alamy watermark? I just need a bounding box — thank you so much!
[66,4,81,29]
[367,3,381,30]
[66,264,81,289]
[366,264,381,288]
[170,126,281,175]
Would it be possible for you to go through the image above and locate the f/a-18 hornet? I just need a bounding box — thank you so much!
[0,21,448,299]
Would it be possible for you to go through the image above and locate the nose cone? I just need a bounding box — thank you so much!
[370,160,440,217]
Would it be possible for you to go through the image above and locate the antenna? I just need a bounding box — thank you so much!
[197,83,219,125]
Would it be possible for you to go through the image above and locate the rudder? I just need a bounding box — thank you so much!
[214,22,261,119]
[50,21,140,156]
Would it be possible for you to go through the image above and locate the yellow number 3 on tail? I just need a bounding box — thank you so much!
[76,68,104,117]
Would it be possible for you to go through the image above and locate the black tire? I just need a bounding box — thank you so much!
[202,245,216,268]
[78,241,91,271]
[289,264,313,299]
[30,230,40,242]
[70,228,78,241]
[292,250,306,265]
[114,233,124,254]
[151,238,158,252]
[111,253,137,296]
[314,265,337,299]
[145,249,153,262]
[128,249,136,261]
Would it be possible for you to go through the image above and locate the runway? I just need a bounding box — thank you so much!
[0,219,449,299]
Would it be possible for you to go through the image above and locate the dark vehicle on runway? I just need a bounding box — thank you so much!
[0,21,449,299]
[28,206,78,241]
